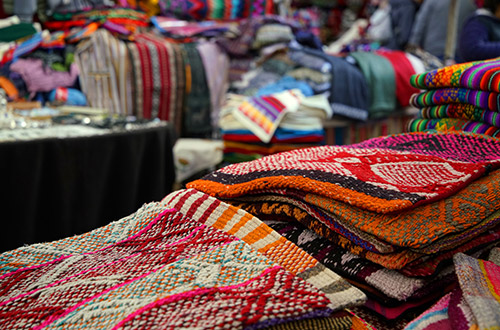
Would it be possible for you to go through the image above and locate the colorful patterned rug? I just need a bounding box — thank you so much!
[403,252,500,330]
[0,204,355,330]
[187,145,491,214]
[410,58,500,92]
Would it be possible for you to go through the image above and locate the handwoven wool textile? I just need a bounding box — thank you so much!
[410,88,500,111]
[349,131,500,164]
[419,104,500,128]
[161,188,366,309]
[0,208,335,330]
[410,58,500,91]
[232,90,302,143]
[188,145,490,214]
[0,202,166,275]
[407,118,500,137]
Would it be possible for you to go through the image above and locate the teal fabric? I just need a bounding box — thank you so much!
[0,23,37,42]
[349,51,397,119]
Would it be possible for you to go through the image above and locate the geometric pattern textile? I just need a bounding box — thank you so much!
[0,208,334,330]
[403,252,500,330]
[161,188,367,310]
[349,131,500,165]
[187,145,491,214]
[410,58,500,92]
[410,87,500,112]
[420,104,500,128]
[296,168,500,249]
[407,118,500,137]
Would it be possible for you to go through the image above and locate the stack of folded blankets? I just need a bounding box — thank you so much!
[407,57,500,137]
[188,130,500,329]
[219,89,331,163]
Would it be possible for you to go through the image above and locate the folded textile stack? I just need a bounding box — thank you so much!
[407,58,500,137]
[188,131,500,328]
[219,90,331,163]
[0,189,366,329]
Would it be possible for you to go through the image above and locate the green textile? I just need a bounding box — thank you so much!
[0,23,37,42]
[349,51,396,118]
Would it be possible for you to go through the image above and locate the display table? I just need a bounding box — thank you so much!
[0,122,176,252]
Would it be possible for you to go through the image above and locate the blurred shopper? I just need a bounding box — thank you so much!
[459,0,500,61]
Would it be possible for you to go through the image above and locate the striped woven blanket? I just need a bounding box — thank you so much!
[188,134,499,214]
[410,58,500,92]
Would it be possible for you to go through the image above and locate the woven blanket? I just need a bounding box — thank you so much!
[420,104,500,128]
[349,131,500,164]
[409,88,500,111]
[0,207,341,329]
[407,118,500,137]
[232,196,396,254]
[0,202,167,275]
[410,58,500,92]
[231,90,302,143]
[161,188,366,309]
[188,145,491,214]
[225,188,500,272]
[255,218,453,302]
[300,167,500,247]
[404,252,500,330]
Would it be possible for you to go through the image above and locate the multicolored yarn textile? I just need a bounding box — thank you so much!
[0,202,167,275]
[160,0,275,20]
[409,88,500,112]
[407,118,500,137]
[295,168,500,249]
[404,252,500,330]
[0,206,339,329]
[349,131,500,164]
[161,188,366,309]
[420,104,500,128]
[232,90,302,143]
[187,145,491,214]
[252,218,448,302]
[409,58,500,92]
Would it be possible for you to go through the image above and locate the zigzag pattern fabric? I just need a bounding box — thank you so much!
[0,206,343,329]
[408,58,500,136]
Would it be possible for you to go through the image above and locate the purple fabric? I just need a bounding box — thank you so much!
[10,58,79,93]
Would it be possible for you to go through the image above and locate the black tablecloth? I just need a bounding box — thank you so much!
[0,124,176,252]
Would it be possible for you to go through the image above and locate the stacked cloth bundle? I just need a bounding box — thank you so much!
[407,57,500,137]
[219,89,331,163]
[187,130,500,329]
[0,185,368,329]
